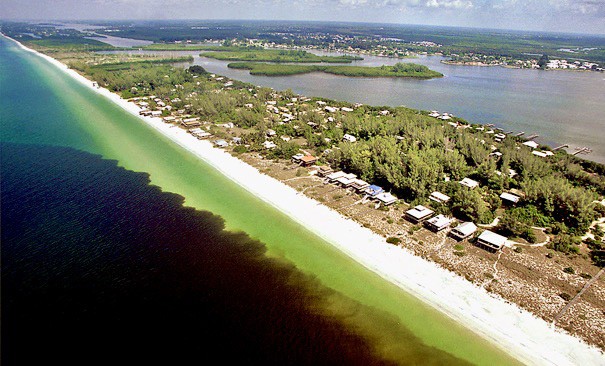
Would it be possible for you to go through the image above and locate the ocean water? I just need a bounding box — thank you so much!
[1,36,519,365]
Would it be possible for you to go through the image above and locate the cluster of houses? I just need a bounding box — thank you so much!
[311,167,399,206]
[128,73,521,254]
[404,193,509,252]
[545,59,602,71]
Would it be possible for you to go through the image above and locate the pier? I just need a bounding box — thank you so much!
[526,134,539,140]
[553,144,569,151]
[515,131,525,137]
[572,147,592,156]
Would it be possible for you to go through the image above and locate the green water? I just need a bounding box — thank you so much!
[0,37,521,365]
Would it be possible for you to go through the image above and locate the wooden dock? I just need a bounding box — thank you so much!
[553,144,569,151]
[515,131,525,137]
[526,134,539,140]
[572,147,592,156]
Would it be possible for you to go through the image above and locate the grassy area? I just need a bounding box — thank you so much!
[23,37,117,52]
[228,62,443,78]
[201,49,362,63]
[88,56,194,71]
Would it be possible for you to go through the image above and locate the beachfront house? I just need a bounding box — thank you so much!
[263,141,277,149]
[299,155,318,167]
[459,178,479,189]
[214,140,229,148]
[376,192,397,206]
[162,116,176,123]
[476,230,507,252]
[342,134,357,143]
[365,185,384,197]
[194,131,212,139]
[429,191,450,204]
[326,171,347,182]
[316,166,333,177]
[341,107,354,112]
[336,176,356,188]
[350,179,370,192]
[449,222,478,240]
[500,192,521,205]
[292,153,304,163]
[405,205,434,223]
[425,214,453,232]
[326,171,346,182]
[181,120,201,128]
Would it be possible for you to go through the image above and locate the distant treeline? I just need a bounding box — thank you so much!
[200,49,362,63]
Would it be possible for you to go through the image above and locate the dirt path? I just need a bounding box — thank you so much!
[553,267,605,324]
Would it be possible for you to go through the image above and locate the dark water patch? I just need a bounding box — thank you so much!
[1,143,469,366]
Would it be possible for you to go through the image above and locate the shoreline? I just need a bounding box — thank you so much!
[5,35,604,365]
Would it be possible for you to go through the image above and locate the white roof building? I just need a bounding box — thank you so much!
[425,214,453,231]
[450,222,478,240]
[376,192,397,205]
[459,178,479,189]
[405,205,434,222]
[429,191,450,204]
[262,141,277,149]
[523,140,539,149]
[326,171,347,182]
[342,134,357,143]
[476,230,507,252]
[500,192,521,204]
[214,139,229,148]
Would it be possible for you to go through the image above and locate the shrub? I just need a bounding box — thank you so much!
[548,234,580,254]
[563,267,575,274]
[559,293,572,301]
[232,145,248,154]
[386,237,401,245]
[454,244,464,251]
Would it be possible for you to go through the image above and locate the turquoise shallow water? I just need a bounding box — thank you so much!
[1,36,520,365]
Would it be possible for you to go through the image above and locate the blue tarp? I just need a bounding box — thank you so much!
[366,185,383,196]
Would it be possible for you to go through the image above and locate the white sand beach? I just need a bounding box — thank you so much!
[6,35,604,365]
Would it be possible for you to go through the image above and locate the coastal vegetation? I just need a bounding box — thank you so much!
[59,50,603,263]
[228,62,443,78]
[11,23,602,266]
[3,21,605,353]
[74,20,605,65]
[200,49,362,63]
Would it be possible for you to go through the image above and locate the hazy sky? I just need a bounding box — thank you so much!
[3,0,605,34]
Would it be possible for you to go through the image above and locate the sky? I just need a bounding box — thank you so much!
[2,0,605,35]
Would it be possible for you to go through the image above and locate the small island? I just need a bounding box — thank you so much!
[227,61,444,78]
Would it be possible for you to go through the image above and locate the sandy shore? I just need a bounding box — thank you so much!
[6,35,604,365]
